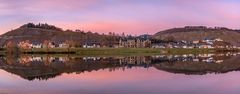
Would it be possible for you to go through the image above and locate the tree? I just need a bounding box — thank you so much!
[6,41,19,55]
[122,32,125,37]
[65,40,77,48]
[43,40,51,52]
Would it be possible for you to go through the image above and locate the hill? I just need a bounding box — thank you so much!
[153,26,240,46]
[0,23,119,47]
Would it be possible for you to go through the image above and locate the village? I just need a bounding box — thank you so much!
[5,37,240,49]
[6,36,239,50]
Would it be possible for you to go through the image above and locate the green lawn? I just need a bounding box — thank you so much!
[16,48,239,56]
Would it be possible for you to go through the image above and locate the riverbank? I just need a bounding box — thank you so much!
[21,48,164,56]
[8,48,239,56]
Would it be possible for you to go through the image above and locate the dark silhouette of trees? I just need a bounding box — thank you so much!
[20,23,62,31]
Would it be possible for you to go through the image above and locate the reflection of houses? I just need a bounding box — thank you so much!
[2,53,240,81]
[119,56,151,65]
[83,57,101,61]
[18,56,70,65]
[15,54,235,65]
[119,37,151,48]
[152,53,236,64]
[18,56,69,64]
[18,56,33,64]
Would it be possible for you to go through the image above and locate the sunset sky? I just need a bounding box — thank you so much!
[0,0,240,35]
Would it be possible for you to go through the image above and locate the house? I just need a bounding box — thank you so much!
[18,40,32,49]
[43,40,55,48]
[31,41,42,48]
[214,38,223,42]
[119,56,151,65]
[83,41,101,48]
[152,43,166,48]
[182,45,194,49]
[192,40,200,44]
[113,42,121,48]
[152,40,195,49]
[141,39,152,48]
[202,38,214,43]
[196,42,213,48]
[119,36,151,48]
[213,41,232,48]
[191,38,232,49]
[59,42,70,48]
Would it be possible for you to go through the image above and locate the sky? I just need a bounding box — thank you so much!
[0,0,240,35]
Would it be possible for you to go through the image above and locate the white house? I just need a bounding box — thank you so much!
[59,43,69,48]
[83,41,101,48]
[214,38,223,42]
[32,44,42,48]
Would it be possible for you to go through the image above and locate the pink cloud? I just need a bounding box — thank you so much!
[1,0,240,35]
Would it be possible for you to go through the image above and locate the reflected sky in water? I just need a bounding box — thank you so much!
[0,53,240,94]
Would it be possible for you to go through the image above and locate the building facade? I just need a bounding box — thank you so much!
[119,37,151,48]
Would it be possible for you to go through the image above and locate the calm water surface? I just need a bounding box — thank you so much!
[0,52,240,94]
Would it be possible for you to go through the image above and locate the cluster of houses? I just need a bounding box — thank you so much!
[152,38,238,49]
[17,40,70,49]
[17,56,70,65]
[13,40,103,49]
[118,36,151,48]
[9,36,152,49]
[5,36,238,49]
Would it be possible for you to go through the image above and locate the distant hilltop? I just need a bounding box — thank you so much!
[0,23,120,47]
[153,26,240,46]
[0,23,240,47]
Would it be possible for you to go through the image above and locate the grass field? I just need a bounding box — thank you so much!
[21,48,164,56]
[15,48,240,56]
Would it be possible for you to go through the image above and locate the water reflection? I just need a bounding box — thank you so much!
[1,52,240,81]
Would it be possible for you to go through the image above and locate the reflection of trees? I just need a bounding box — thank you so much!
[0,53,239,81]
[153,55,240,75]
[0,56,153,81]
